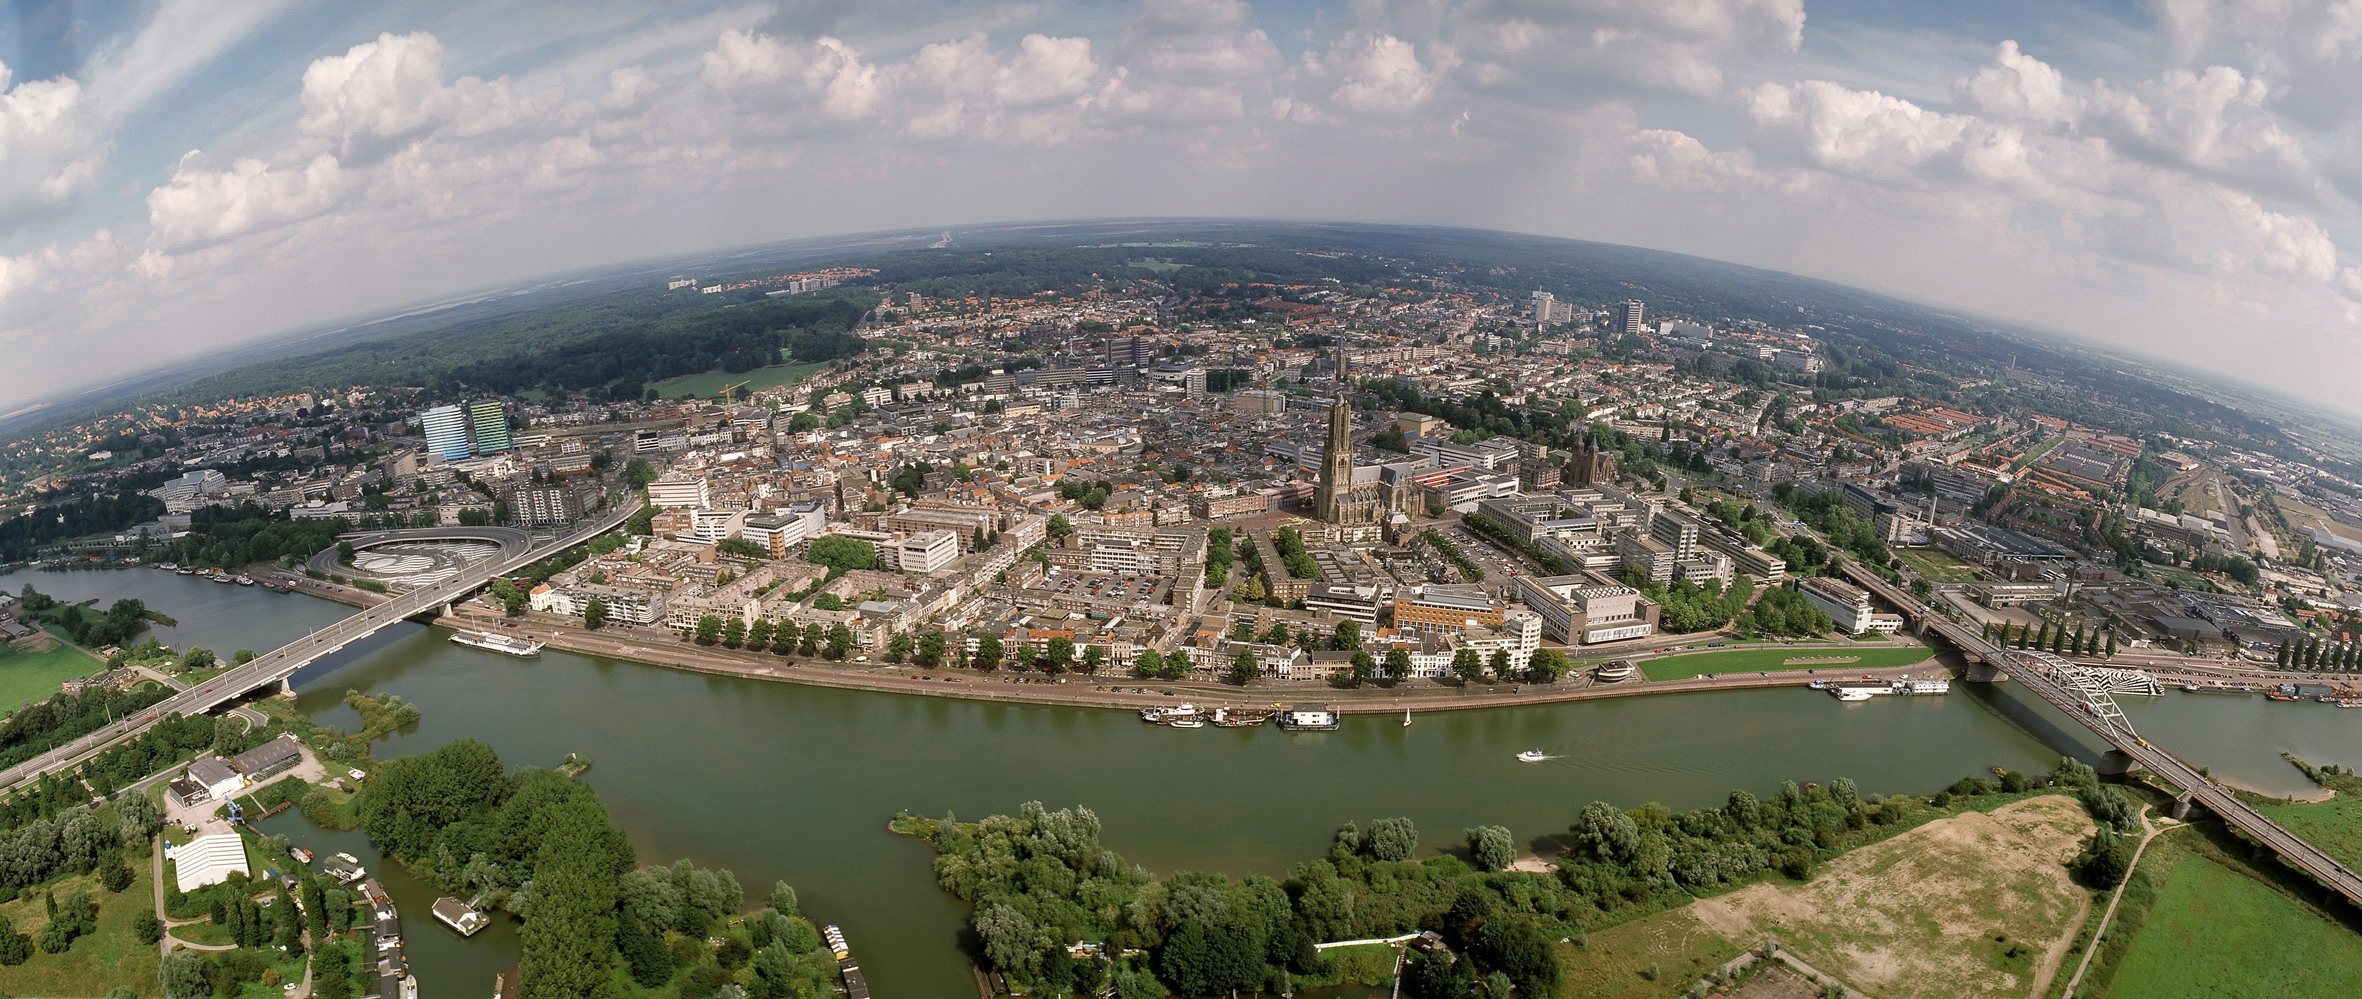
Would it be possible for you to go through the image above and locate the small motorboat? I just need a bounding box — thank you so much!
[1516,749,1548,763]
[1167,717,1205,729]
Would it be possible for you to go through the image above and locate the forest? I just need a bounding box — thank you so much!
[0,491,161,561]
[904,769,2105,999]
[354,739,837,999]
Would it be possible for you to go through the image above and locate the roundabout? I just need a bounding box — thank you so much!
[307,526,535,588]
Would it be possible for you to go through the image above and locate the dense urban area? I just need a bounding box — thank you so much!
[3,226,2362,998]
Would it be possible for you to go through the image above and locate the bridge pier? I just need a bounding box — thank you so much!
[2172,793,2200,821]
[2095,750,2140,777]
[279,678,295,698]
[1965,660,2011,683]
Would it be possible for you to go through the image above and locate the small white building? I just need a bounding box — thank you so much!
[186,757,244,800]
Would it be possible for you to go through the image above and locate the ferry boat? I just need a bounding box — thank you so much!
[448,631,545,657]
[1277,704,1340,731]
[1516,750,1549,763]
[1594,660,1636,682]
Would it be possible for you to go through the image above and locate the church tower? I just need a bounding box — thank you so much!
[1316,340,1354,523]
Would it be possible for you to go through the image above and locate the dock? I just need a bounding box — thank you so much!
[823,925,870,999]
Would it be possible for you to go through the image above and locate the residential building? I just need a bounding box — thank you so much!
[509,485,581,526]
[646,474,709,510]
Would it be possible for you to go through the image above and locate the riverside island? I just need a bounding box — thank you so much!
[5,223,2362,997]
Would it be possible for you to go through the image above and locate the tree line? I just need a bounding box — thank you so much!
[355,739,834,998]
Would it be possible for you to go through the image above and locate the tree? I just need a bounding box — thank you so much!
[798,622,822,657]
[133,909,162,945]
[721,617,748,648]
[1365,817,1417,861]
[159,951,209,999]
[824,624,854,660]
[1465,825,1514,872]
[1044,636,1076,673]
[916,629,947,667]
[1382,648,1413,685]
[1046,514,1073,539]
[805,536,879,573]
[1163,649,1192,679]
[975,635,1005,671]
[181,647,216,672]
[1348,650,1374,687]
[582,598,608,629]
[1332,619,1361,650]
[0,914,24,966]
[1452,648,1484,685]
[694,615,722,646]
[748,618,775,651]
[886,630,912,663]
[1487,649,1512,679]
[1229,649,1259,685]
[617,906,674,987]
[1080,644,1106,674]
[1134,648,1164,678]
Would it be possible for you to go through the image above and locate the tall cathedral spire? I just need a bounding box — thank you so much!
[1317,335,1354,523]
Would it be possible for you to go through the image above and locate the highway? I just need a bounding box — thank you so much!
[0,501,639,795]
[1839,562,2362,908]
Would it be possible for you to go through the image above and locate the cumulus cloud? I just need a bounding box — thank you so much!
[8,0,2362,412]
[0,65,106,232]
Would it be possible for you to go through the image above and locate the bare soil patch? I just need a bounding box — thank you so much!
[1689,795,2095,999]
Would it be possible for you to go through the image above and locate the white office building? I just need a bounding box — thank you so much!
[898,530,961,574]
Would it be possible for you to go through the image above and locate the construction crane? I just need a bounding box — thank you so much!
[718,380,751,404]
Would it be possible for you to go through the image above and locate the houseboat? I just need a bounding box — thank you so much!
[448,631,545,657]
[431,897,490,937]
[1210,707,1268,728]
[1139,703,1198,724]
[1277,704,1341,731]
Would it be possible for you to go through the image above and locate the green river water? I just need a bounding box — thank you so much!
[9,567,2362,997]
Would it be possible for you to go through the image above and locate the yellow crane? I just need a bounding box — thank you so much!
[718,380,751,404]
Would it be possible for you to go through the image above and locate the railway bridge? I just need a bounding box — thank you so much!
[0,502,639,794]
[1839,561,2362,908]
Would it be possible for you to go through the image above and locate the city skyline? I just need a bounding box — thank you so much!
[3,1,2362,414]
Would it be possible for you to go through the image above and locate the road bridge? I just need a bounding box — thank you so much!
[0,502,639,794]
[1839,561,2362,908]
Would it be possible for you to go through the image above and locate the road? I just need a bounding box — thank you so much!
[1840,561,2362,909]
[0,502,637,794]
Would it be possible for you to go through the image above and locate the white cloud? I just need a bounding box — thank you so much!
[1956,40,2079,122]
[146,153,347,251]
[0,66,106,232]
[1325,34,1435,112]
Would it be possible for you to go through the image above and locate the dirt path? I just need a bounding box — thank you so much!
[2058,810,2174,998]
[1691,796,2096,999]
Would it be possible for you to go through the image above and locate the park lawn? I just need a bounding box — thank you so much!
[1640,646,1936,682]
[2260,794,2362,880]
[0,861,162,997]
[2098,835,2362,999]
[652,360,830,400]
[1559,906,1745,999]
[0,637,104,714]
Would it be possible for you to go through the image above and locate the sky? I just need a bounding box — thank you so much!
[3,0,2362,416]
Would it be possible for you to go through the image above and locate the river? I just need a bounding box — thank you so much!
[8,567,2360,996]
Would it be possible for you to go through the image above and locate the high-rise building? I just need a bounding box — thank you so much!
[468,401,512,454]
[1530,289,1556,327]
[420,405,472,461]
[1615,299,1645,335]
[1105,336,1152,368]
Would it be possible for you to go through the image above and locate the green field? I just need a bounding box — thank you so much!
[0,861,162,997]
[1559,907,1745,999]
[1638,645,1937,682]
[0,632,103,714]
[2099,837,2362,999]
[2263,794,2362,874]
[651,360,830,400]
[1897,547,1985,583]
